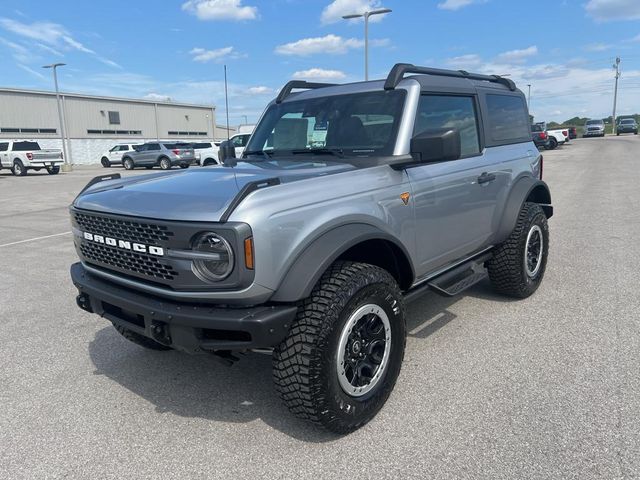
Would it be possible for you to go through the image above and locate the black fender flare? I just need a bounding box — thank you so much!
[495,177,553,243]
[271,223,414,303]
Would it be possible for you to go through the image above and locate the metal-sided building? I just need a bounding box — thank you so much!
[0,88,232,165]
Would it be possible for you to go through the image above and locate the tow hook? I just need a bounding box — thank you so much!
[150,321,171,346]
[76,293,93,313]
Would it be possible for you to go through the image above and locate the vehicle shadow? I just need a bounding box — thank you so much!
[88,279,509,441]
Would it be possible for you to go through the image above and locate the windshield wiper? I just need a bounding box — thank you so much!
[290,148,345,158]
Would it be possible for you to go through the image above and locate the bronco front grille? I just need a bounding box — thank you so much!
[80,242,177,281]
[74,212,174,244]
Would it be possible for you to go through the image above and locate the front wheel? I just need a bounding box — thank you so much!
[46,165,60,175]
[101,157,111,168]
[487,202,549,298]
[123,158,134,170]
[273,261,406,434]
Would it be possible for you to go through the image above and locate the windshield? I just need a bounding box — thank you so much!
[620,119,635,124]
[586,120,603,125]
[245,90,406,158]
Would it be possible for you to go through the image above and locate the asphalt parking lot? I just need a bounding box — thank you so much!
[1,137,639,479]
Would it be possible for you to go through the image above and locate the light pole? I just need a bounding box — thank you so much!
[342,8,392,81]
[42,63,71,171]
[527,84,532,109]
[242,115,248,125]
[612,57,621,135]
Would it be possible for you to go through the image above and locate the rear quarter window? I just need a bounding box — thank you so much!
[485,94,530,144]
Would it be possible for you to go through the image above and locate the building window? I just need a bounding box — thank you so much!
[1,128,19,133]
[108,111,121,125]
[0,127,57,134]
[21,128,38,133]
[39,128,57,134]
[86,129,143,135]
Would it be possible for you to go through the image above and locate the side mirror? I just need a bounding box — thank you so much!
[410,128,461,163]
[218,139,237,167]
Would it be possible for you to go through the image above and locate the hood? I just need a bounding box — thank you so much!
[73,160,355,222]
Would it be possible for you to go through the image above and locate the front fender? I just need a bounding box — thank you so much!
[271,223,412,302]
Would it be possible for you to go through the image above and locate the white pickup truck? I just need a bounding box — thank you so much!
[0,140,64,176]
[534,123,569,150]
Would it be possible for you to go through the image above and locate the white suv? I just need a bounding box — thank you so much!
[100,144,139,168]
[190,142,219,166]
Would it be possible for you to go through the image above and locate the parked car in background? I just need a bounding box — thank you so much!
[583,119,605,137]
[229,133,251,157]
[531,124,551,149]
[616,118,638,135]
[100,144,139,168]
[121,142,195,170]
[0,140,63,176]
[190,141,219,166]
[566,126,577,139]
[535,123,566,149]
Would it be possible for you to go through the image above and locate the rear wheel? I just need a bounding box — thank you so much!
[159,157,171,170]
[487,202,549,298]
[273,261,406,434]
[203,158,217,166]
[12,159,27,176]
[123,157,134,170]
[113,324,172,351]
[101,157,111,168]
[179,164,189,169]
[546,137,558,150]
[46,165,60,175]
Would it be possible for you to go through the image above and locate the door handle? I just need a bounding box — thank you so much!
[477,172,496,184]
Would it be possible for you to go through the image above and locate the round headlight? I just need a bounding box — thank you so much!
[191,232,234,282]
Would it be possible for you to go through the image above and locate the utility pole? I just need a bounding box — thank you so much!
[612,57,621,135]
[42,63,71,171]
[527,84,531,109]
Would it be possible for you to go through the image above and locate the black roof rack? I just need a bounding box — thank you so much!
[384,63,517,91]
[275,80,339,104]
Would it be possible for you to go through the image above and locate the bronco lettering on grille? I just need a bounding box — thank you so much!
[83,232,164,256]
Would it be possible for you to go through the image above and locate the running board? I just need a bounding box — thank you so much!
[404,253,491,302]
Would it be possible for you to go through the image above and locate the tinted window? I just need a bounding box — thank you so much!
[163,143,191,149]
[192,142,212,149]
[531,124,543,132]
[232,135,244,147]
[0,143,8,152]
[414,95,480,157]
[147,143,161,151]
[120,145,129,151]
[486,94,529,143]
[246,90,406,157]
[13,141,41,151]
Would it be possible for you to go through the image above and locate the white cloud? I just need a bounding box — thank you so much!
[144,93,173,101]
[275,34,387,56]
[584,43,612,52]
[189,46,244,62]
[321,0,385,24]
[0,36,31,63]
[585,0,640,21]
[17,63,46,80]
[446,54,483,68]
[437,0,484,11]
[246,86,274,95]
[182,0,258,21]
[496,45,538,63]
[292,68,346,80]
[0,17,120,68]
[629,33,640,42]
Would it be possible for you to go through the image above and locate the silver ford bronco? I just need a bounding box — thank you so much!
[70,64,552,433]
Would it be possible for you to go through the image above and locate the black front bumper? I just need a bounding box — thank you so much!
[71,262,297,353]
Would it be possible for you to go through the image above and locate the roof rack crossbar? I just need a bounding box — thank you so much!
[384,63,517,91]
[275,80,339,104]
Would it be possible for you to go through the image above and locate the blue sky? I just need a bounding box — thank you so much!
[1,0,640,124]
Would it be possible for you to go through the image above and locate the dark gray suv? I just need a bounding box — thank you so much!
[121,142,195,170]
[70,63,552,434]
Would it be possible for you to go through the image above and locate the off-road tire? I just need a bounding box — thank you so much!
[101,157,111,168]
[113,324,172,351]
[12,159,27,176]
[123,157,134,170]
[273,261,406,434]
[487,202,549,298]
[46,165,60,175]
